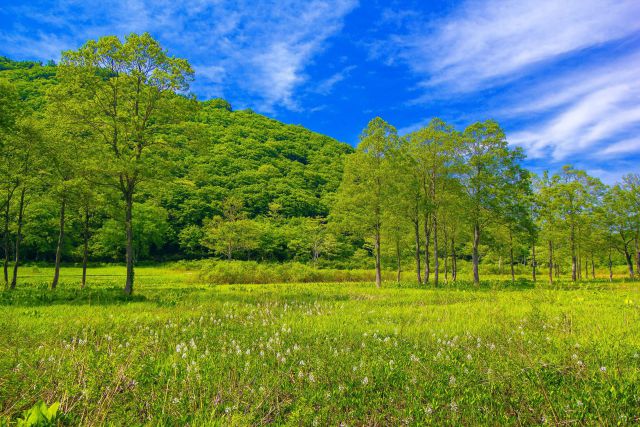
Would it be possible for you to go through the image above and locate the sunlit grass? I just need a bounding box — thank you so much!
[1,265,639,425]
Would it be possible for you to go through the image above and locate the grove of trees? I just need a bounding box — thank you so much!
[1,33,638,293]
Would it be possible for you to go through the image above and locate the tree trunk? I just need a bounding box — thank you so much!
[577,255,582,280]
[532,241,537,282]
[396,236,401,283]
[583,256,588,280]
[10,188,26,290]
[548,240,553,284]
[509,230,515,282]
[451,237,457,281]
[2,192,11,287]
[590,255,595,279]
[608,249,613,282]
[635,237,639,278]
[375,224,381,288]
[413,219,421,284]
[51,196,66,290]
[624,248,634,278]
[570,225,577,282]
[498,256,502,276]
[82,204,90,289]
[433,214,439,287]
[124,190,135,295]
[472,222,480,285]
[443,225,448,283]
[424,213,430,283]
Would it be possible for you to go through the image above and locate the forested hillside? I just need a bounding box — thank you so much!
[0,55,352,267]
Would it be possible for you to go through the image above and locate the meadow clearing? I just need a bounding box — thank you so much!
[1,264,639,425]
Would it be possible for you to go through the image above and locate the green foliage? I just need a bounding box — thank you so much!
[16,401,60,427]
[91,202,169,260]
[1,35,638,290]
[0,46,351,271]
[197,260,377,284]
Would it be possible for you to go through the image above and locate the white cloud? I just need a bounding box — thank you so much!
[379,0,640,165]
[598,138,640,157]
[314,65,356,95]
[0,32,75,62]
[388,0,640,93]
[507,53,640,161]
[0,0,358,111]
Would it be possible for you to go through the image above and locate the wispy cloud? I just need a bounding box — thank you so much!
[506,50,640,161]
[377,0,640,175]
[0,0,358,111]
[598,138,640,157]
[314,65,356,95]
[384,0,640,94]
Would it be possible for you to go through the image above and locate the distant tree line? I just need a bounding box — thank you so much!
[1,33,638,293]
[332,117,640,287]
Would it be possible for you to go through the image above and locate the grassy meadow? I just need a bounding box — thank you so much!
[1,264,640,425]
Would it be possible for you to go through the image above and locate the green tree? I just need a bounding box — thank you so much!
[544,167,601,281]
[460,120,525,285]
[285,217,334,265]
[496,163,532,282]
[41,109,89,289]
[201,218,261,260]
[602,184,637,278]
[406,118,461,286]
[332,118,398,287]
[201,196,261,260]
[91,201,169,261]
[9,119,44,288]
[0,79,21,287]
[53,33,194,294]
[389,137,424,283]
[622,174,640,276]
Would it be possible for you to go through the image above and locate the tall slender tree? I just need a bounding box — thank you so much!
[0,80,21,288]
[406,118,460,286]
[8,118,43,289]
[332,117,398,287]
[459,120,525,285]
[51,33,193,294]
[603,184,636,278]
[622,174,640,277]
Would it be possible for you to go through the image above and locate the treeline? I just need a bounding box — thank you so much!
[1,33,639,294]
[331,117,640,286]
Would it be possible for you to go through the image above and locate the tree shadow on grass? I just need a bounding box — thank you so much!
[0,284,147,307]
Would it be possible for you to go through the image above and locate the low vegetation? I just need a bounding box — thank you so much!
[1,266,639,425]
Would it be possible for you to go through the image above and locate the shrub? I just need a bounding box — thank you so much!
[197,260,381,284]
[17,402,60,427]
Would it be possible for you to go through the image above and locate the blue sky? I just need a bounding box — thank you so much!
[1,0,639,183]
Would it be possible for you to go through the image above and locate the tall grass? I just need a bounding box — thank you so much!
[1,273,639,425]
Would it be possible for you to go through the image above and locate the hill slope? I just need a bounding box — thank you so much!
[0,57,352,260]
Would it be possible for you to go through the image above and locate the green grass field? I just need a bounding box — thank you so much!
[2,265,640,425]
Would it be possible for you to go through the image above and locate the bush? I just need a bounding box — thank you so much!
[197,260,382,284]
[17,402,60,427]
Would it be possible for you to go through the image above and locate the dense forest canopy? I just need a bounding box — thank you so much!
[0,34,638,294]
